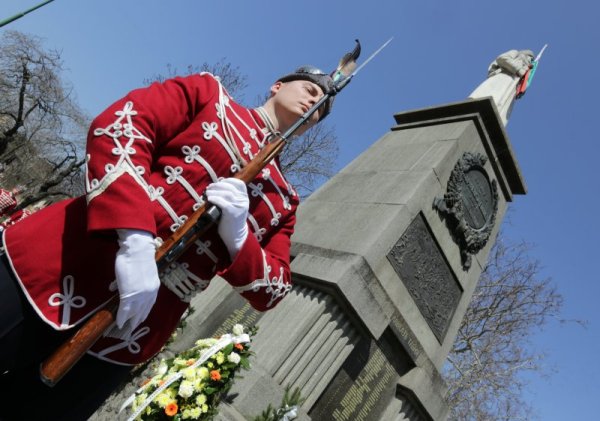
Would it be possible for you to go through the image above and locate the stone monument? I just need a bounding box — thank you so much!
[92,54,529,420]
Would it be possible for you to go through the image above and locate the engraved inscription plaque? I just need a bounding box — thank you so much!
[309,330,412,421]
[386,213,462,343]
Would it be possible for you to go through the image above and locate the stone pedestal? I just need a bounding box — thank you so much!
[92,97,526,420]
[221,97,525,420]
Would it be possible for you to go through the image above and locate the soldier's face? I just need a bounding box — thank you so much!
[270,80,324,134]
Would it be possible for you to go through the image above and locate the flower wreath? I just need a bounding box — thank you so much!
[121,324,254,420]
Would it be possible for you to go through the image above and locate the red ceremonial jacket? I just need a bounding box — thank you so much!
[2,73,298,365]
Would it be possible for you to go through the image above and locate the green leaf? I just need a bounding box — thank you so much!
[204,386,218,395]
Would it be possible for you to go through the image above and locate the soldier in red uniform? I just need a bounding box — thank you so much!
[0,66,334,420]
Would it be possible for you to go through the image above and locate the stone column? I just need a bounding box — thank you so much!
[223,96,525,420]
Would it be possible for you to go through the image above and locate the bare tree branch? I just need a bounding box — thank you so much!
[443,234,584,420]
[0,30,89,211]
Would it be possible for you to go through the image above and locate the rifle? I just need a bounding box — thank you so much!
[39,37,392,386]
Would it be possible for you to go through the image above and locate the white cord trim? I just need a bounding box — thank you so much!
[148,185,187,232]
[87,101,152,202]
[97,326,150,357]
[247,214,267,242]
[48,275,86,328]
[233,250,292,308]
[182,145,221,183]
[261,168,292,210]
[202,121,241,173]
[163,165,205,211]
[248,182,281,226]
[194,239,218,263]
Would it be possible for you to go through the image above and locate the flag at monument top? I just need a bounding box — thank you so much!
[516,44,548,98]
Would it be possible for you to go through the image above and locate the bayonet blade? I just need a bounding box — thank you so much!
[351,37,393,77]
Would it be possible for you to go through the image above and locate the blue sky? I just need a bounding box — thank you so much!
[3,0,599,418]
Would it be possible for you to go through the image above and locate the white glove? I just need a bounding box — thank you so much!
[114,229,160,333]
[205,178,249,259]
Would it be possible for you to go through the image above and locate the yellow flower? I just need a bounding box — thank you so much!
[155,392,172,408]
[174,357,188,367]
[181,408,193,419]
[195,394,207,406]
[215,352,225,365]
[193,379,204,391]
[190,407,202,418]
[198,367,209,380]
[182,366,196,380]
[201,403,209,413]
[133,392,147,410]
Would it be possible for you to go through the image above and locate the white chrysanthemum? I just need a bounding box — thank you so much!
[195,338,218,348]
[232,324,244,336]
[157,360,168,376]
[178,380,195,398]
[227,352,241,364]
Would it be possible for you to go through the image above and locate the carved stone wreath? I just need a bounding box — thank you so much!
[433,152,498,270]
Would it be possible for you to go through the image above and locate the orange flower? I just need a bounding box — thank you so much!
[159,380,166,386]
[186,359,195,366]
[165,402,178,416]
[234,343,244,351]
[141,378,151,386]
[210,370,221,381]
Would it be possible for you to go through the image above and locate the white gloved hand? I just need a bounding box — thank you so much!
[114,229,160,333]
[205,178,249,259]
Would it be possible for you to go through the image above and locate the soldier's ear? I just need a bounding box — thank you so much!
[270,81,283,95]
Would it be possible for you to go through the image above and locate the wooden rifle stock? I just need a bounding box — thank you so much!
[39,137,286,386]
